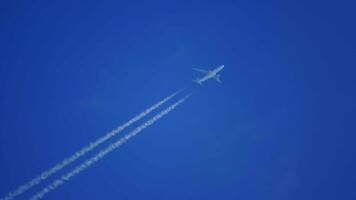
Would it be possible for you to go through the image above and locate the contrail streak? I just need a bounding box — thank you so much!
[29,94,190,200]
[0,90,181,200]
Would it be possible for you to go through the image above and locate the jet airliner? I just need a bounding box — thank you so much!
[192,65,224,85]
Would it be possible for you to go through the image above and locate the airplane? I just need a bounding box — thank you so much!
[192,65,224,85]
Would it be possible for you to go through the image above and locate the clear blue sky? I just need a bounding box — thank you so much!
[0,0,355,200]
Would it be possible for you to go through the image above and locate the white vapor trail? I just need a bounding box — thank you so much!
[0,90,181,200]
[29,94,190,200]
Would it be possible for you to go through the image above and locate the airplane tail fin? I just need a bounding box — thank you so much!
[214,74,222,83]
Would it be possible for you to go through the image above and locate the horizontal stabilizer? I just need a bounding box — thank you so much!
[193,79,202,85]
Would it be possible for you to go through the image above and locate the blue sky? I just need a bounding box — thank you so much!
[0,0,355,200]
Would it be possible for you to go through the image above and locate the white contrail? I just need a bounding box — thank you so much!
[0,90,182,200]
[29,94,190,200]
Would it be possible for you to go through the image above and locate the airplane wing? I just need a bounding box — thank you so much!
[214,74,222,83]
[192,68,208,74]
